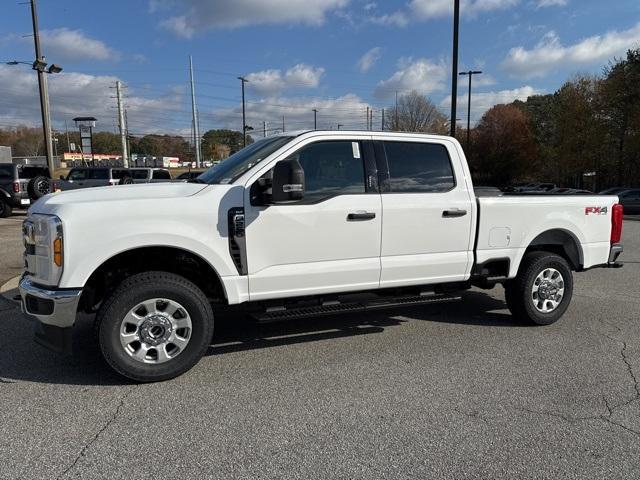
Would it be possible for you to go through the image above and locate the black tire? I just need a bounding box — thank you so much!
[119,176,133,185]
[0,197,12,218]
[504,251,573,325]
[27,175,51,199]
[96,271,214,382]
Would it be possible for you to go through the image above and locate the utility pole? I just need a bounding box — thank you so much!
[238,76,248,147]
[459,70,483,152]
[115,81,129,167]
[450,0,460,138]
[263,121,267,137]
[64,119,70,153]
[282,115,285,133]
[366,106,370,131]
[337,124,343,130]
[189,55,201,167]
[29,0,54,175]
[381,108,385,131]
[312,108,318,129]
[395,90,399,131]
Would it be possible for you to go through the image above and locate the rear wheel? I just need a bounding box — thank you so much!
[96,271,214,382]
[504,251,573,325]
[0,197,12,218]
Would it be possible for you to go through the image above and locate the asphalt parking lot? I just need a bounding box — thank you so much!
[0,217,638,479]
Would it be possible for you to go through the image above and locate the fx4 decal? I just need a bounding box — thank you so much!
[585,206,608,215]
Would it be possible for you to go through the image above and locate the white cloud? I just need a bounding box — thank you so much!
[440,85,542,124]
[210,93,373,132]
[245,64,324,96]
[357,47,382,73]
[368,11,409,27]
[0,65,184,135]
[536,0,567,7]
[502,23,640,77]
[375,58,448,99]
[2,28,118,63]
[155,0,349,37]
[409,0,519,19]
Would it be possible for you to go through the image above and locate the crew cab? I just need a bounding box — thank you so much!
[19,131,624,382]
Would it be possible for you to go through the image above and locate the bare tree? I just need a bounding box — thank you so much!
[385,91,448,134]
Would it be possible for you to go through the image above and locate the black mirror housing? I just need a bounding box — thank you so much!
[271,158,305,203]
[59,175,65,180]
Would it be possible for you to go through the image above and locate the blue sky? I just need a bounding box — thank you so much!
[1,0,639,138]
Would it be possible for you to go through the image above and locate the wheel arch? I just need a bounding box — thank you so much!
[524,228,583,271]
[79,245,228,313]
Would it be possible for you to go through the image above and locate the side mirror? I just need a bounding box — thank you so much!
[271,158,305,203]
[59,175,65,180]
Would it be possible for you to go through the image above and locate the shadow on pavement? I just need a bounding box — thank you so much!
[0,290,519,386]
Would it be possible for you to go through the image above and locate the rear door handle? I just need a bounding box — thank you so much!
[442,209,467,218]
[347,211,376,221]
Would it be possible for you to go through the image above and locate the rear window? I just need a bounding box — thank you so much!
[17,166,49,179]
[383,141,455,193]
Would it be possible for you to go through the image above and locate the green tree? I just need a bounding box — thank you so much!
[201,129,252,158]
[471,104,538,186]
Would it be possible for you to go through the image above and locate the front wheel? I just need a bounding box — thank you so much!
[504,251,573,325]
[96,271,214,382]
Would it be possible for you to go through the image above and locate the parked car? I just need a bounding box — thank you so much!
[19,131,624,382]
[0,163,51,217]
[58,167,129,190]
[125,168,173,184]
[617,189,640,214]
[599,187,630,195]
[176,170,205,181]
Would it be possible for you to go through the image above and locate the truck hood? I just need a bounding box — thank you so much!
[32,182,209,211]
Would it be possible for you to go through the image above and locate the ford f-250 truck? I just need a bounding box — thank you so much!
[19,131,624,382]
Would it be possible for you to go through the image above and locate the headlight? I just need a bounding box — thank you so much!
[23,214,63,286]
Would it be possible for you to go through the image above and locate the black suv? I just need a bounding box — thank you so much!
[0,164,52,217]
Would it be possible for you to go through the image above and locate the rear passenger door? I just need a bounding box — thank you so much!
[376,138,475,287]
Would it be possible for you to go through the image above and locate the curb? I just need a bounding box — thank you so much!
[0,276,20,302]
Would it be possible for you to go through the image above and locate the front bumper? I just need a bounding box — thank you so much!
[19,275,82,354]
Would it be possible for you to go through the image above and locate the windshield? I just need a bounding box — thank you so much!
[198,136,294,185]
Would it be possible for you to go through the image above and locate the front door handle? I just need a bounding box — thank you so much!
[347,211,376,221]
[442,209,467,218]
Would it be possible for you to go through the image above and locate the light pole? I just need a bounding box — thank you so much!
[450,0,460,137]
[312,109,318,130]
[459,70,482,152]
[6,58,62,174]
[238,76,249,147]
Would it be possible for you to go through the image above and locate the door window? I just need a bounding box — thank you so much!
[285,141,366,201]
[89,169,109,180]
[383,141,455,193]
[152,170,171,180]
[68,169,88,181]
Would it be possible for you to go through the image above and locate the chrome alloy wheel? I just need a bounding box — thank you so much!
[531,268,565,313]
[119,298,192,364]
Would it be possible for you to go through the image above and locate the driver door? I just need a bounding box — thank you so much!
[244,138,382,301]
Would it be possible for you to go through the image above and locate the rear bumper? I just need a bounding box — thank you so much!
[9,193,31,208]
[608,243,623,267]
[19,275,82,354]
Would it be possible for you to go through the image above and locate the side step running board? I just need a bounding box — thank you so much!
[253,293,462,323]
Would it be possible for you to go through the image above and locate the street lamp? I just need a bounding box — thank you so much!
[459,70,482,152]
[5,58,63,174]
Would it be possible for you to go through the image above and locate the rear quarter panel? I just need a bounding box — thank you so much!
[477,195,618,277]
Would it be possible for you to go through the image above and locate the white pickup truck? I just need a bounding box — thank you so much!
[19,131,624,382]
